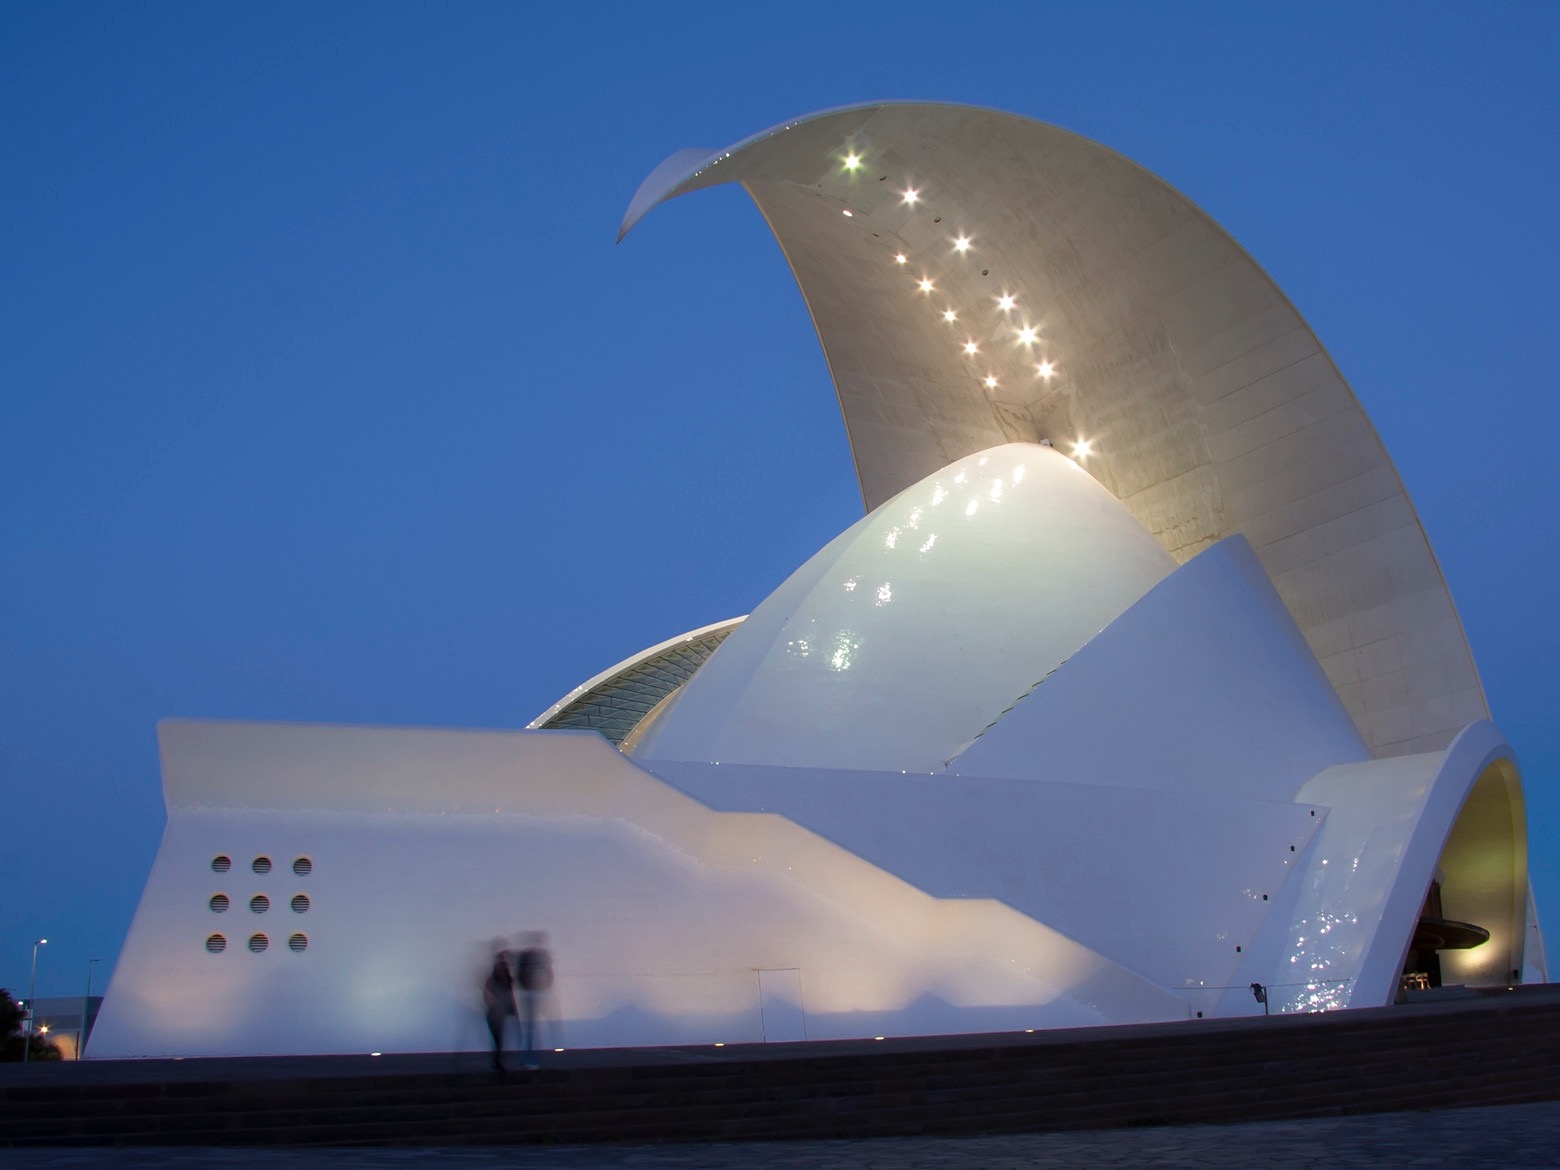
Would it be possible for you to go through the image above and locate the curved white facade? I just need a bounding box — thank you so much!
[631,443,1172,773]
[90,103,1543,1059]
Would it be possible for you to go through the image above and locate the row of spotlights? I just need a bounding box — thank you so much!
[837,147,1069,420]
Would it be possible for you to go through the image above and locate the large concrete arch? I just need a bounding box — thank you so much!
[621,102,1486,758]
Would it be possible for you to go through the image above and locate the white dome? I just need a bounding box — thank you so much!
[630,442,1174,772]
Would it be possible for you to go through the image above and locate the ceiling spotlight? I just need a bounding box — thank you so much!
[942,309,957,323]
[902,187,920,205]
[1016,326,1038,345]
[895,253,908,264]
[1037,360,1056,379]
[997,294,1016,312]
[953,235,972,254]
[842,208,853,217]
[983,375,999,389]
[918,278,935,293]
[1073,439,1093,458]
[963,340,979,355]
[844,152,862,172]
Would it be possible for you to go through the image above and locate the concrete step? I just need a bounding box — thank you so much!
[6,989,1560,1146]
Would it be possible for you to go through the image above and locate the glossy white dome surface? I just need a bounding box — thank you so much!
[630,442,1174,773]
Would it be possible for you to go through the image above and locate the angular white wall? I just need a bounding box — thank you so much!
[951,534,1370,800]
[90,721,1187,1058]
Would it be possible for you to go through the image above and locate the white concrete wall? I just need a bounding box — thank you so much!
[648,757,1323,1019]
[951,535,1370,800]
[90,721,1184,1058]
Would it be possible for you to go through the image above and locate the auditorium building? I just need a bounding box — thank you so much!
[89,103,1544,1058]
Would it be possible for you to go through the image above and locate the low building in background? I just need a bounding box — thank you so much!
[17,996,103,1061]
[88,103,1545,1059]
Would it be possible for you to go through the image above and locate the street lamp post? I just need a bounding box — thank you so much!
[79,958,100,1061]
[23,938,46,1065]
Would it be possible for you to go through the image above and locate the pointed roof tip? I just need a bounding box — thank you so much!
[618,146,722,242]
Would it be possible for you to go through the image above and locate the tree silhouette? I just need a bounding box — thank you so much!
[1,988,61,1061]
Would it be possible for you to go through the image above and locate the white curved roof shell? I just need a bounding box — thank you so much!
[622,102,1486,758]
[630,443,1173,773]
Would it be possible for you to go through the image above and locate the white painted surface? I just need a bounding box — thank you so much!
[757,969,807,1042]
[89,720,1186,1058]
[951,535,1370,799]
[631,443,1173,773]
[647,758,1321,1009]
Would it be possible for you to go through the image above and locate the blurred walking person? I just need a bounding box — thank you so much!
[483,941,518,1072]
[515,932,553,1070]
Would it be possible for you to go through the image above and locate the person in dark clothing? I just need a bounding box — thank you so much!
[514,932,553,1070]
[483,943,518,1071]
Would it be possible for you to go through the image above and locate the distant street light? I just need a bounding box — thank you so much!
[80,959,101,1061]
[23,938,46,1065]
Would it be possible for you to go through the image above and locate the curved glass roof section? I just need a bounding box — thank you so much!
[529,618,744,746]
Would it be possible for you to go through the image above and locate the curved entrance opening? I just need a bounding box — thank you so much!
[1402,759,1527,993]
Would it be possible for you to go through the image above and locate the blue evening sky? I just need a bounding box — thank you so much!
[3,2,1557,1000]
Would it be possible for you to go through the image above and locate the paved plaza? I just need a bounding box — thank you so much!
[7,1099,1560,1168]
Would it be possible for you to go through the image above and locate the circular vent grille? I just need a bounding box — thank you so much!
[288,933,308,953]
[291,894,310,914]
[248,933,269,953]
[206,934,227,954]
[252,856,272,875]
[250,895,270,914]
[212,855,232,873]
[293,857,312,877]
[209,894,230,913]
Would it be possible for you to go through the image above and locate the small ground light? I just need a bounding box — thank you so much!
[370,1052,381,1056]
[874,1036,885,1041]
[714,1042,725,1047]
[554,1048,566,1053]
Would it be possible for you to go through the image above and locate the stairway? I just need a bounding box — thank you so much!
[4,987,1559,1147]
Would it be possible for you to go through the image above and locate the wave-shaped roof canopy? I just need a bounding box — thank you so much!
[621,102,1486,759]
